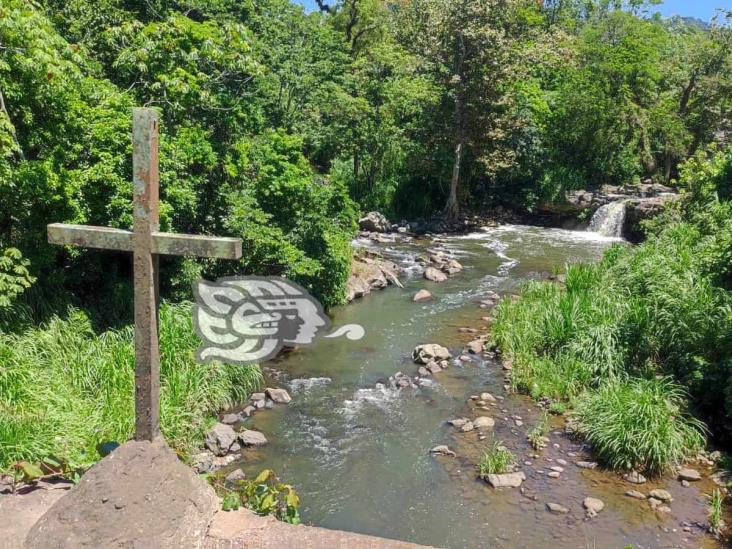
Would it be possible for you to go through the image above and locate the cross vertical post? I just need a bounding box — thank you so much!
[132,108,161,441]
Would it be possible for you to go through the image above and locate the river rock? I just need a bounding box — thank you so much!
[583,497,605,516]
[417,366,430,377]
[442,259,463,275]
[485,472,526,488]
[426,361,442,374]
[448,418,469,428]
[547,471,561,479]
[205,423,238,456]
[431,445,456,457]
[576,461,598,470]
[623,471,647,484]
[412,344,452,364]
[241,405,256,417]
[251,392,265,403]
[480,392,497,403]
[25,440,218,549]
[225,469,246,483]
[625,490,646,500]
[678,468,701,482]
[424,267,448,283]
[460,421,475,433]
[459,354,472,362]
[466,340,483,354]
[649,489,673,503]
[473,417,495,430]
[546,503,569,514]
[413,289,433,302]
[648,497,663,510]
[459,327,478,334]
[359,211,390,233]
[238,430,268,447]
[266,388,292,404]
[221,413,240,425]
[550,466,564,473]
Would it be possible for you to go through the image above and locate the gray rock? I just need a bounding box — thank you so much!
[25,440,218,549]
[623,471,647,484]
[413,289,433,302]
[576,461,598,470]
[485,472,526,488]
[460,421,475,433]
[649,489,673,503]
[430,445,456,457]
[547,471,561,478]
[265,387,292,404]
[205,423,238,456]
[448,418,469,428]
[241,405,256,417]
[417,366,431,377]
[225,469,246,483]
[648,497,663,510]
[412,344,452,364]
[221,413,240,425]
[625,490,646,500]
[358,211,391,233]
[238,429,268,447]
[473,417,495,430]
[583,497,605,515]
[466,340,483,354]
[546,503,569,514]
[251,392,266,402]
[424,266,448,283]
[678,468,702,482]
[479,392,497,403]
[426,361,443,374]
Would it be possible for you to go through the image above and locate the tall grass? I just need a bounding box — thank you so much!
[574,378,705,475]
[0,303,262,470]
[479,441,515,476]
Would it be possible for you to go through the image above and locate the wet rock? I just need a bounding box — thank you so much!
[192,451,215,473]
[458,327,478,334]
[550,466,564,473]
[359,211,390,233]
[678,468,701,482]
[547,471,561,479]
[253,399,265,410]
[241,405,256,418]
[460,421,475,433]
[576,461,598,470]
[623,471,647,484]
[514,420,523,427]
[413,289,434,302]
[238,430,268,447]
[417,366,430,377]
[412,344,452,364]
[459,355,472,362]
[442,259,463,275]
[625,490,646,500]
[502,362,513,371]
[225,469,246,483]
[648,497,663,510]
[649,489,673,503]
[480,392,497,403]
[431,445,456,457]
[556,459,567,466]
[657,505,672,514]
[466,340,483,354]
[448,418,469,428]
[426,361,443,374]
[266,388,292,404]
[473,417,495,430]
[251,393,265,403]
[424,266,448,283]
[485,472,526,488]
[546,503,569,514]
[205,423,238,456]
[583,497,605,516]
[221,413,240,425]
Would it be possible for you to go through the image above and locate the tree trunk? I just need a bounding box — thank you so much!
[446,141,462,219]
[445,31,465,220]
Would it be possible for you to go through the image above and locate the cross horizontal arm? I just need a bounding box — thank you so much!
[48,223,243,260]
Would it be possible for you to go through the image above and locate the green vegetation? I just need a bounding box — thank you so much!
[479,441,515,476]
[527,412,550,451]
[0,303,262,470]
[493,146,732,474]
[215,469,301,524]
[709,488,724,534]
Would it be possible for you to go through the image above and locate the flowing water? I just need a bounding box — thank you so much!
[233,224,720,549]
[588,201,627,238]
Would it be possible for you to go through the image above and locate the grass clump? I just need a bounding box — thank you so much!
[479,441,515,476]
[573,378,705,475]
[708,489,724,535]
[0,303,262,470]
[527,412,550,451]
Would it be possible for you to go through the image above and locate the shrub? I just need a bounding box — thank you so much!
[573,378,705,475]
[479,441,515,476]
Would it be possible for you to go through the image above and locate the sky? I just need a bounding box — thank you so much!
[295,0,732,22]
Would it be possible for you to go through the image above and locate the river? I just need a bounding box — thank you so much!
[234,224,719,549]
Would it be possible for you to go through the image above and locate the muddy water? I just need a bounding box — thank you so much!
[235,225,721,549]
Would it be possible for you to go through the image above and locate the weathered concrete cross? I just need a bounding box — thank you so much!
[47,108,243,442]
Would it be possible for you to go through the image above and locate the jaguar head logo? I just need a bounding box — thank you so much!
[193,277,331,365]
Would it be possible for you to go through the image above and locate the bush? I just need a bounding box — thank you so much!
[479,441,515,476]
[573,378,705,475]
[0,303,262,470]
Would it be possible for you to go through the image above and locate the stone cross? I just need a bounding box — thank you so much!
[47,108,243,442]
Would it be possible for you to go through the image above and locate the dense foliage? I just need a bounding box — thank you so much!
[493,146,732,473]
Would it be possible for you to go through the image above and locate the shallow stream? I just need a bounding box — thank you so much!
[235,225,720,549]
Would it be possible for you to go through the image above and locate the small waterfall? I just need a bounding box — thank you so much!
[588,200,627,238]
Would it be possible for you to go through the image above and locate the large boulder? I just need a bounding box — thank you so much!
[358,211,391,233]
[238,430,268,447]
[265,388,291,404]
[412,343,452,364]
[485,472,525,488]
[26,440,218,549]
